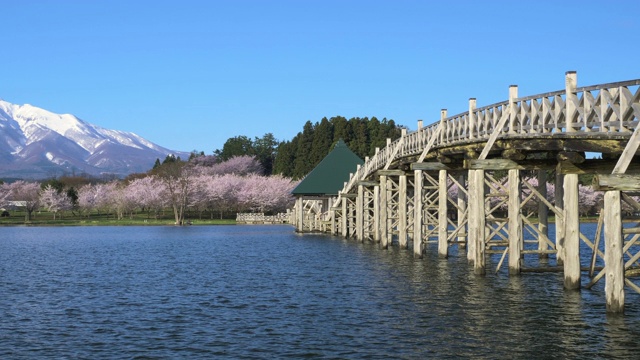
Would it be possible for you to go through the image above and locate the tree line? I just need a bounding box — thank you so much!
[214,116,403,179]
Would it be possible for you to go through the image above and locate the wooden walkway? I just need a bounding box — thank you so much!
[292,72,640,314]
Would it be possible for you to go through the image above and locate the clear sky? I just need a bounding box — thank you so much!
[2,0,639,153]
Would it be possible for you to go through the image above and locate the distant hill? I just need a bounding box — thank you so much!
[0,99,188,179]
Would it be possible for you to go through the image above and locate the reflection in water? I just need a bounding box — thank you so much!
[0,225,639,358]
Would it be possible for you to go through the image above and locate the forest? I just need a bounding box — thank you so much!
[213,116,403,179]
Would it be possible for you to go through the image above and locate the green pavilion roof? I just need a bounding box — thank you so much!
[291,139,364,196]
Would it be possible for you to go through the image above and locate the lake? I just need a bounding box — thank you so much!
[1,224,639,359]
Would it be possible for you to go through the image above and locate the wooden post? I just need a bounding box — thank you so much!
[413,170,423,257]
[469,98,477,139]
[467,170,477,263]
[374,185,380,242]
[458,173,467,250]
[438,169,448,258]
[604,190,625,313]
[563,173,581,290]
[356,185,364,242]
[508,169,522,275]
[555,166,565,265]
[341,197,347,238]
[398,175,408,249]
[508,85,518,134]
[469,169,485,273]
[537,170,549,258]
[380,175,389,249]
[565,71,577,133]
[330,201,336,235]
[296,196,304,232]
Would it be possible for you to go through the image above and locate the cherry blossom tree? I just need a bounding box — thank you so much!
[197,155,263,176]
[5,181,41,222]
[126,176,167,219]
[155,161,195,225]
[40,184,72,220]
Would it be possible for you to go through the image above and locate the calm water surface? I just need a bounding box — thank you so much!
[1,225,639,359]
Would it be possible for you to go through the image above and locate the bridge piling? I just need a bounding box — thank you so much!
[563,173,581,290]
[299,72,640,314]
[413,170,424,257]
[508,168,522,275]
[438,170,448,258]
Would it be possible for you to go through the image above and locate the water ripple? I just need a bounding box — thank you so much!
[0,225,639,358]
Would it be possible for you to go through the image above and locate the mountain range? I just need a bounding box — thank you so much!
[0,99,188,179]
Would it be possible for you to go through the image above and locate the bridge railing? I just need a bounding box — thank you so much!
[334,74,640,207]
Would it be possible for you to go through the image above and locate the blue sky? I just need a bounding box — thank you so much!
[2,0,639,153]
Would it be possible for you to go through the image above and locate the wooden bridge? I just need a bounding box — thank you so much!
[292,72,640,314]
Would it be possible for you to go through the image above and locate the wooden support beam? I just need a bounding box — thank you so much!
[558,160,640,175]
[563,173,581,290]
[537,170,550,259]
[438,170,448,258]
[373,185,380,242]
[296,197,304,232]
[376,169,408,177]
[341,197,347,238]
[457,173,468,250]
[555,166,565,265]
[557,151,585,164]
[479,85,516,159]
[357,180,379,187]
[508,169,522,275]
[411,162,463,171]
[356,185,364,242]
[413,170,423,258]
[604,190,625,313]
[465,159,556,171]
[594,174,640,191]
[502,148,526,160]
[380,175,389,249]
[469,169,485,272]
[398,175,408,249]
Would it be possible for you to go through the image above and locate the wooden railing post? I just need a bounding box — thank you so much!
[469,98,477,139]
[508,85,518,134]
[565,71,577,133]
[439,109,447,143]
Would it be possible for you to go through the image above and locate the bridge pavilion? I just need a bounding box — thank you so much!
[291,139,363,233]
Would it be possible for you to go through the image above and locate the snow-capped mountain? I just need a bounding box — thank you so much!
[0,99,189,179]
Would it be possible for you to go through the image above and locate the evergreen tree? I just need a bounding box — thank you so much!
[309,117,334,166]
[293,121,316,178]
[253,133,278,175]
[214,135,254,160]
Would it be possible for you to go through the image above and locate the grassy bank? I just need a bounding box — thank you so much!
[0,210,236,226]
